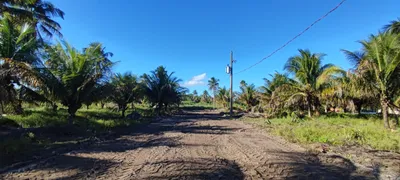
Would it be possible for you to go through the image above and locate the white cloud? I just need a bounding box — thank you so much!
[183,73,207,87]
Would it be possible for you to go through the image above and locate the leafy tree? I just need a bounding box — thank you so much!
[109,72,140,117]
[0,0,65,38]
[201,90,211,103]
[142,66,186,114]
[208,77,219,108]
[0,17,41,114]
[284,49,344,117]
[216,87,229,108]
[238,83,259,112]
[383,18,400,34]
[42,41,113,124]
[345,32,400,128]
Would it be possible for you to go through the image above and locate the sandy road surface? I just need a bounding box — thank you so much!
[2,111,375,179]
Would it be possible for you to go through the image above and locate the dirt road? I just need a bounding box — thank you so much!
[2,111,377,179]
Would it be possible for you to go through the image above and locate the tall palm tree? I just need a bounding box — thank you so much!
[0,17,41,114]
[284,49,344,117]
[345,32,400,129]
[0,0,65,38]
[142,66,185,114]
[208,77,219,108]
[42,41,114,124]
[109,72,139,117]
[383,18,400,34]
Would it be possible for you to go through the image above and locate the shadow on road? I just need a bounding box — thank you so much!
[139,158,244,180]
[256,151,375,179]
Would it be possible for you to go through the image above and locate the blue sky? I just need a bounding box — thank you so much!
[49,0,399,93]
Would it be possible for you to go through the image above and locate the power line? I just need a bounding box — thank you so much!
[235,0,347,75]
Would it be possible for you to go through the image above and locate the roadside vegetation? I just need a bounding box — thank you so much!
[0,0,400,170]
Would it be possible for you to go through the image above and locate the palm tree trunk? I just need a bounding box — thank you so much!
[52,103,58,112]
[381,98,390,129]
[0,100,4,115]
[306,95,312,117]
[213,90,216,109]
[121,105,126,118]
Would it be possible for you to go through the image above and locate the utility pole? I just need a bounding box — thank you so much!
[226,51,234,118]
[229,51,234,118]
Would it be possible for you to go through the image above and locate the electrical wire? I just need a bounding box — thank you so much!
[235,0,347,75]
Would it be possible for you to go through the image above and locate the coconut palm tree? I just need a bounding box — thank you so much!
[208,77,219,108]
[201,90,211,103]
[0,17,41,114]
[345,32,400,129]
[0,0,65,38]
[238,83,259,112]
[216,87,229,108]
[109,72,140,117]
[142,66,185,114]
[383,18,400,34]
[284,49,344,117]
[42,41,114,124]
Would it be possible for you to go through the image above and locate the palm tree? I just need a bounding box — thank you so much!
[238,83,259,112]
[201,90,211,103]
[383,18,400,34]
[284,49,344,117]
[260,72,294,116]
[142,66,185,114]
[0,17,41,114]
[344,32,400,129]
[216,87,229,108]
[109,72,139,117]
[42,41,114,124]
[208,77,219,108]
[0,0,65,38]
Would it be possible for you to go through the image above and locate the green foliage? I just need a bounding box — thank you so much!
[108,72,140,117]
[141,66,186,114]
[244,115,400,152]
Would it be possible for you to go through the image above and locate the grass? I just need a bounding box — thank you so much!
[243,113,400,152]
[0,105,154,168]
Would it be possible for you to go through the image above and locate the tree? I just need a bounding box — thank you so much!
[216,87,229,108]
[142,66,186,114]
[201,90,211,103]
[284,49,344,117]
[260,72,294,117]
[109,72,139,117]
[208,77,219,108]
[345,32,400,129]
[0,0,65,38]
[191,90,200,103]
[238,83,259,112]
[0,17,41,114]
[43,41,113,124]
[383,18,400,34]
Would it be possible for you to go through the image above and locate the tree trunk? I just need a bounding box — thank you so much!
[86,104,89,109]
[13,101,23,115]
[67,106,78,125]
[306,95,312,117]
[0,100,4,115]
[121,107,126,118]
[101,103,105,109]
[52,103,58,112]
[381,99,390,129]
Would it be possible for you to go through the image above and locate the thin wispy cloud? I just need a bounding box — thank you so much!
[183,73,207,87]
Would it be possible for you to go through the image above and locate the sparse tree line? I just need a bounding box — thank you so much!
[202,18,400,129]
[0,0,186,124]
